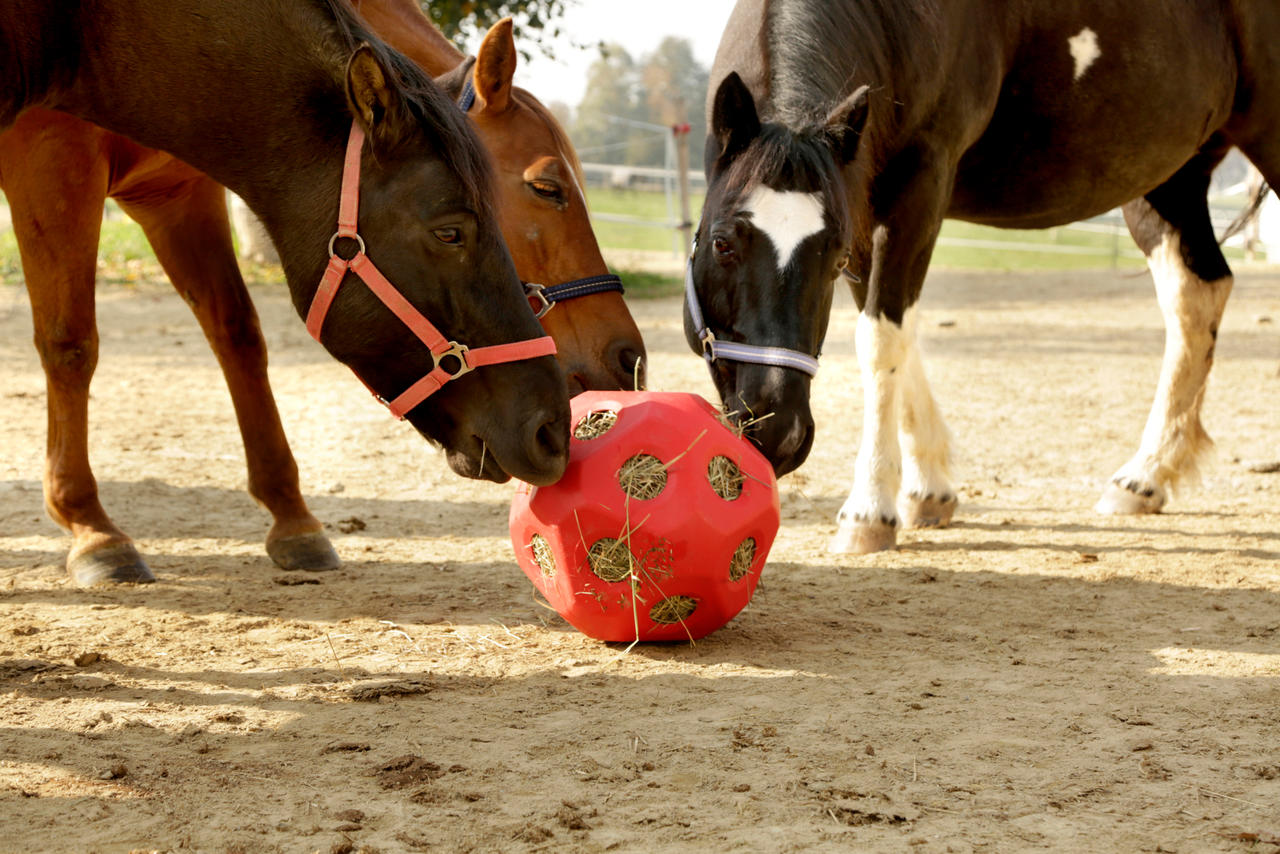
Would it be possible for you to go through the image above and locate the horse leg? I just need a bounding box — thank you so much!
[896,310,956,528]
[1,121,155,584]
[831,150,953,553]
[1096,147,1232,514]
[116,174,340,571]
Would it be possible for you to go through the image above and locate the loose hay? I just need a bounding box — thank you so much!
[574,410,618,440]
[708,455,744,500]
[530,534,556,578]
[650,595,698,624]
[587,537,634,582]
[617,453,668,500]
[729,537,756,582]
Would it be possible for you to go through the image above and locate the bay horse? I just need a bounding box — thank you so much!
[0,0,571,585]
[688,0,1280,553]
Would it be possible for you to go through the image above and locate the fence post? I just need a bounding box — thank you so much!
[672,122,694,258]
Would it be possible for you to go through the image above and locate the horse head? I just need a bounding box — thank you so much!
[687,72,868,476]
[437,20,647,394]
[300,42,569,485]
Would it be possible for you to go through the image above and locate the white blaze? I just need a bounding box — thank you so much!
[1068,28,1100,81]
[741,187,825,270]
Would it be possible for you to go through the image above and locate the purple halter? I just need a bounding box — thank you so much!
[683,238,822,376]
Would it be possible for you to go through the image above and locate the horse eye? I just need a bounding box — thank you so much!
[712,236,733,257]
[432,227,462,246]
[529,180,563,202]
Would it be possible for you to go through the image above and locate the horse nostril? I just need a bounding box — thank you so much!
[616,347,645,389]
[533,415,568,466]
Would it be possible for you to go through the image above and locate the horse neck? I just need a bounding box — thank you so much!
[351,0,465,77]
[51,0,347,288]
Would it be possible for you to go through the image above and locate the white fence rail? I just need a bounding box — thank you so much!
[581,159,1274,264]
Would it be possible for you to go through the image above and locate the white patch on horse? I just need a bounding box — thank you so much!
[1068,28,1100,81]
[741,187,825,271]
[1096,233,1231,513]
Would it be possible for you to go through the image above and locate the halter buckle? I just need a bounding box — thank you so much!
[433,341,473,378]
[327,230,366,261]
[700,330,716,356]
[524,283,554,319]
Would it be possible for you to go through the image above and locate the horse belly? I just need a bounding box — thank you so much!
[948,6,1236,228]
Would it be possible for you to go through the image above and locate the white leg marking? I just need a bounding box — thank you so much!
[830,311,907,553]
[1068,27,1101,81]
[896,307,955,522]
[1097,234,1231,513]
[741,187,826,271]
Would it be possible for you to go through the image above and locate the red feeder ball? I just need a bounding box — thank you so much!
[509,391,781,641]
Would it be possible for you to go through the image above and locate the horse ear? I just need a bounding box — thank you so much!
[824,85,870,164]
[473,17,517,114]
[346,43,402,137]
[435,56,476,104]
[710,72,761,167]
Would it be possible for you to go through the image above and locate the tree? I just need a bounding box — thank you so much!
[570,37,709,169]
[419,0,574,57]
[571,45,645,165]
[639,37,709,167]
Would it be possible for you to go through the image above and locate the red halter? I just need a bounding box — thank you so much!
[306,120,557,419]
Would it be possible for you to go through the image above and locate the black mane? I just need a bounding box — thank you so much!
[316,0,494,218]
[766,0,940,129]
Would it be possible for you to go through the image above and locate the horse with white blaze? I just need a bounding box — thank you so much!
[686,0,1280,553]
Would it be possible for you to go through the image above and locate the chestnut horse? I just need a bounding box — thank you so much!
[352,3,646,393]
[0,0,572,585]
[1,2,642,588]
[689,0,1280,552]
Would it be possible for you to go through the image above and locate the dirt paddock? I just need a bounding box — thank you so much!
[1,266,1278,853]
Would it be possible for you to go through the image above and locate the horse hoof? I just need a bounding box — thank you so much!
[900,493,957,529]
[1095,481,1165,515]
[267,532,341,572]
[829,519,898,554]
[68,543,156,587]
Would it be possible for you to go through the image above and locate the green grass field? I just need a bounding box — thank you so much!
[0,190,1257,296]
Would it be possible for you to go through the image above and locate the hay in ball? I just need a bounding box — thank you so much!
[510,391,781,642]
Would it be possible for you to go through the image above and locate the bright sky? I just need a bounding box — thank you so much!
[496,0,739,108]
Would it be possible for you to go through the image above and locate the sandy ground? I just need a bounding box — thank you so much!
[1,265,1278,853]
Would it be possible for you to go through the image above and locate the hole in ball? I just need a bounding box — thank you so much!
[530,534,556,578]
[729,537,756,582]
[650,595,698,625]
[707,455,744,500]
[617,454,668,500]
[574,410,618,440]
[587,537,634,582]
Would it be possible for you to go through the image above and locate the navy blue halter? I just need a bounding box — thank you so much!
[456,73,624,317]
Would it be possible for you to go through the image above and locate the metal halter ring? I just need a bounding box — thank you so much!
[433,341,473,378]
[524,283,553,319]
[327,231,366,261]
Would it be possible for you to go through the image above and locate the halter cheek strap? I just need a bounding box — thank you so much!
[457,72,625,319]
[683,239,821,377]
[306,120,557,419]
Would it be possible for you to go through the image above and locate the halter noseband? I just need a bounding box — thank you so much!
[457,74,624,318]
[306,120,557,419]
[683,237,822,377]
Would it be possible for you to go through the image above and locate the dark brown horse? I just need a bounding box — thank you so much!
[689,0,1280,553]
[0,0,571,585]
